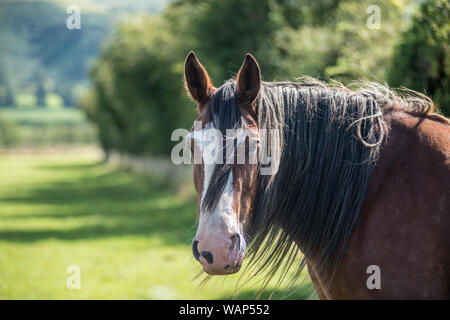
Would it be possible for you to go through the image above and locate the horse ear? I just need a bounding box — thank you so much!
[184,51,214,110]
[236,53,261,105]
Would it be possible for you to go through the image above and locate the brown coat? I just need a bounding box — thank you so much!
[309,111,450,299]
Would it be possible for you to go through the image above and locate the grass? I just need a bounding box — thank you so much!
[0,151,315,299]
[0,108,97,146]
[0,108,87,126]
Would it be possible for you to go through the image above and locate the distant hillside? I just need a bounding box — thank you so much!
[0,0,169,107]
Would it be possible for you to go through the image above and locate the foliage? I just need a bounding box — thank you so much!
[179,0,283,82]
[388,0,449,116]
[322,0,405,82]
[81,0,448,156]
[79,14,195,155]
[0,108,96,146]
[0,117,18,147]
[45,94,64,110]
[14,93,37,109]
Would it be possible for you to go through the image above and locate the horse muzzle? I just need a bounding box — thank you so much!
[192,232,244,275]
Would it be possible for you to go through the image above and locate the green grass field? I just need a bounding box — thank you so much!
[0,108,97,147]
[0,108,87,125]
[0,151,314,299]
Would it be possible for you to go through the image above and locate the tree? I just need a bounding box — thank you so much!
[79,14,195,155]
[81,0,428,157]
[178,0,283,82]
[388,0,449,116]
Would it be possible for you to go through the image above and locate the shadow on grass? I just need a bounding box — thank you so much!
[35,161,104,171]
[222,282,317,300]
[0,161,197,245]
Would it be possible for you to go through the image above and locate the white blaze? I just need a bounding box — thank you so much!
[187,124,238,235]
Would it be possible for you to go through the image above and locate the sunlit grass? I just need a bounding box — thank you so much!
[0,108,87,125]
[0,152,314,299]
[0,108,97,146]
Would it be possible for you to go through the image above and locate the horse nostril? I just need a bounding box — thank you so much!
[192,240,200,261]
[229,234,241,252]
[200,251,214,264]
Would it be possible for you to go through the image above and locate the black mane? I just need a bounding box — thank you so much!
[204,78,389,292]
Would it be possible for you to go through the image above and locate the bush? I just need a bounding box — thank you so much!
[80,0,433,157]
[79,14,195,156]
[14,93,37,109]
[0,117,19,147]
[388,0,449,116]
[45,93,64,110]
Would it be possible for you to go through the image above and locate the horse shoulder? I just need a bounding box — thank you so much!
[323,111,450,299]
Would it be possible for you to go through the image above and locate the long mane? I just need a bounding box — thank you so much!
[205,78,445,295]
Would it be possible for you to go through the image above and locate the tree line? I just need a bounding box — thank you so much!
[78,0,449,156]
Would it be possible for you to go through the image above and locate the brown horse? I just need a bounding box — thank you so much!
[183,51,450,299]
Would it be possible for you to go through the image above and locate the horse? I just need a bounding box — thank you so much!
[183,51,450,299]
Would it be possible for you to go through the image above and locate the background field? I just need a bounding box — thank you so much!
[0,108,86,125]
[0,108,96,147]
[0,151,315,299]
